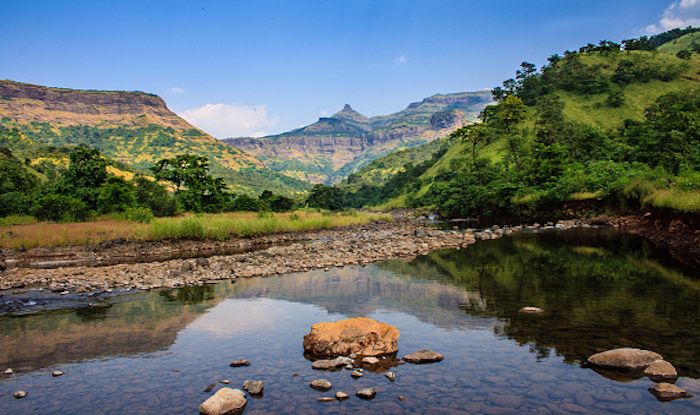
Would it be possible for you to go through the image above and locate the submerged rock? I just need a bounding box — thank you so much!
[648,382,688,401]
[385,371,396,381]
[242,379,264,396]
[518,306,544,314]
[356,387,377,400]
[303,317,399,358]
[587,348,662,370]
[312,356,353,370]
[404,349,444,364]
[229,359,250,367]
[644,360,677,381]
[199,387,247,415]
[13,390,27,399]
[317,397,335,402]
[203,384,216,393]
[310,379,333,391]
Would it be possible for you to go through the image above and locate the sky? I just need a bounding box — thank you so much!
[1,0,699,138]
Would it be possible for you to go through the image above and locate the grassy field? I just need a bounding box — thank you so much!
[0,211,392,249]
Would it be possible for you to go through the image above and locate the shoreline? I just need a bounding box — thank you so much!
[1,212,698,294]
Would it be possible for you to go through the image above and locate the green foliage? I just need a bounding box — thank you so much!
[259,190,295,212]
[124,206,154,223]
[134,176,178,217]
[96,177,136,213]
[676,49,692,60]
[305,184,345,210]
[34,194,89,222]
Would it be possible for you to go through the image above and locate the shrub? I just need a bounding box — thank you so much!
[34,194,90,222]
[124,206,154,223]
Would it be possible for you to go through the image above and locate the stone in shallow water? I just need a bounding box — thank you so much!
[52,370,63,377]
[229,359,250,367]
[303,317,399,358]
[335,391,349,400]
[587,348,662,370]
[199,388,247,415]
[644,359,677,381]
[318,397,335,402]
[14,390,27,399]
[351,370,363,378]
[312,356,353,370]
[648,382,688,401]
[242,379,264,396]
[361,356,380,365]
[203,383,216,393]
[518,306,544,314]
[356,387,377,400]
[385,371,396,381]
[4,368,13,375]
[403,349,444,364]
[310,379,332,391]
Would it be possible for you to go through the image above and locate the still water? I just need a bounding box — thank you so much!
[1,228,699,414]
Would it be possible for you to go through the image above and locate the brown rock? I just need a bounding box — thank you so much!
[303,317,399,358]
[310,379,333,391]
[229,359,250,367]
[587,348,662,370]
[198,388,247,415]
[318,397,335,402]
[242,379,264,396]
[648,382,688,401]
[403,349,444,364]
[13,390,27,399]
[356,387,377,400]
[518,306,544,314]
[335,391,349,400]
[644,360,677,381]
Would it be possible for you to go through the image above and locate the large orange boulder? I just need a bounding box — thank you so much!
[303,317,399,358]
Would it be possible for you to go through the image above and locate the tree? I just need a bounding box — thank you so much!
[151,155,230,212]
[305,184,345,210]
[134,176,177,217]
[676,49,692,60]
[96,177,136,213]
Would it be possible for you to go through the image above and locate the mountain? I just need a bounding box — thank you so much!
[344,29,700,215]
[223,91,492,183]
[0,80,308,195]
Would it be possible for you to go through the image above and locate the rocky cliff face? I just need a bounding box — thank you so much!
[224,91,492,183]
[0,80,308,195]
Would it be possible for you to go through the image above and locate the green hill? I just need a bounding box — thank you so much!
[343,29,700,217]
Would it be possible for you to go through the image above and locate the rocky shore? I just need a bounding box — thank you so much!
[0,218,475,292]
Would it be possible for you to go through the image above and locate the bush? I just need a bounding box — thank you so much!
[134,176,178,217]
[124,206,154,223]
[96,178,136,213]
[34,194,90,222]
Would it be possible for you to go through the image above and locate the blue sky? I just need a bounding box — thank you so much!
[1,0,698,137]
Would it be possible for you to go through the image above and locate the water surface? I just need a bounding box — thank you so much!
[1,228,699,414]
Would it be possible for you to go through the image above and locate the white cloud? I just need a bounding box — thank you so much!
[179,103,279,138]
[645,0,700,33]
[393,53,408,65]
[170,86,184,95]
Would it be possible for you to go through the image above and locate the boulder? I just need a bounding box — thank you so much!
[586,348,662,370]
[644,360,678,381]
[310,379,332,391]
[403,349,444,364]
[356,387,376,400]
[242,379,264,396]
[303,317,399,358]
[648,382,688,401]
[199,388,247,415]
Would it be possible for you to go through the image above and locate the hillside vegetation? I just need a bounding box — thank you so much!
[331,28,700,219]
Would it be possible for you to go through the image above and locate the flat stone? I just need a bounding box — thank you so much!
[312,356,353,370]
[403,349,444,364]
[361,356,380,365]
[518,306,544,314]
[351,370,363,378]
[318,397,335,402]
[14,390,27,399]
[335,391,349,400]
[203,383,216,392]
[303,317,399,358]
[385,371,396,381]
[4,368,13,375]
[199,388,247,415]
[52,370,64,377]
[310,379,332,391]
[644,360,677,381]
[587,348,662,370]
[356,387,376,400]
[648,382,688,401]
[220,379,230,384]
[242,379,264,396]
[229,359,251,367]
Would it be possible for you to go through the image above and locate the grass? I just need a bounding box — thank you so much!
[643,188,700,213]
[0,211,392,249]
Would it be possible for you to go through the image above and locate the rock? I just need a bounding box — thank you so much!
[242,379,264,396]
[312,356,353,370]
[351,370,363,378]
[335,391,349,400]
[385,371,396,381]
[644,360,677,381]
[196,257,210,267]
[303,317,399,358]
[220,379,230,384]
[587,348,662,370]
[318,397,335,402]
[648,382,688,401]
[229,359,250,367]
[14,390,27,399]
[203,383,216,393]
[361,356,380,365]
[518,306,544,314]
[403,349,444,364]
[397,395,407,401]
[52,370,64,377]
[310,379,332,391]
[356,387,376,400]
[4,368,13,375]
[199,388,247,415]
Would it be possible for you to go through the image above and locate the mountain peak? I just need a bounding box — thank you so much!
[331,104,368,123]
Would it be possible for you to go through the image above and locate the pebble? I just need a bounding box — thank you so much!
[14,390,27,399]
[310,379,332,391]
[317,397,335,402]
[52,370,64,377]
[242,379,264,396]
[385,371,396,381]
[335,391,349,400]
[518,306,544,314]
[397,395,407,402]
[229,359,250,367]
[356,387,377,400]
[361,356,380,365]
[220,379,230,384]
[351,370,364,378]
[4,368,13,375]
[203,383,216,393]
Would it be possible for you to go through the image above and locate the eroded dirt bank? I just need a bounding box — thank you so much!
[0,219,474,292]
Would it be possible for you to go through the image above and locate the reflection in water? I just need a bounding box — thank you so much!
[1,228,699,414]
